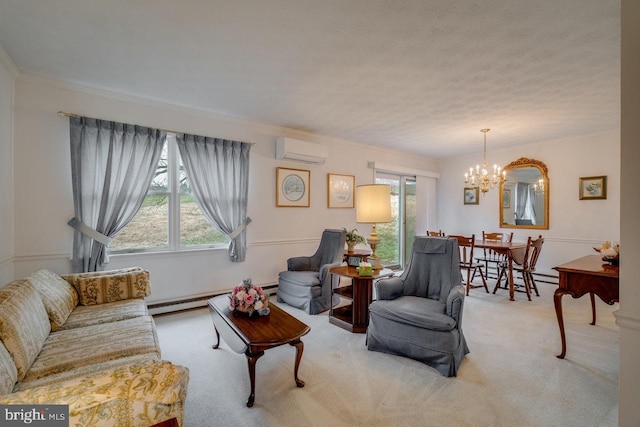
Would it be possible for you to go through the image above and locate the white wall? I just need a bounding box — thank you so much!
[436,130,620,275]
[0,48,15,284]
[11,76,437,304]
[617,0,640,424]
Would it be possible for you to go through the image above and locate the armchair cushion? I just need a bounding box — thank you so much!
[369,296,455,331]
[28,269,79,331]
[0,280,51,381]
[277,271,320,288]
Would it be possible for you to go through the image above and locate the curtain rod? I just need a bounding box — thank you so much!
[57,111,255,145]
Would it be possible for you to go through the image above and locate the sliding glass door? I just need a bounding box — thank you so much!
[375,172,416,269]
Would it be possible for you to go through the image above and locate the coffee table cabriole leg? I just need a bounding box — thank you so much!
[290,339,305,387]
[212,325,220,349]
[245,349,265,408]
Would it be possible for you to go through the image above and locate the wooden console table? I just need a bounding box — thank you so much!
[329,266,393,333]
[208,295,310,407]
[552,255,619,359]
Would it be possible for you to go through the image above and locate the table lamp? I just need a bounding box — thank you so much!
[356,184,392,270]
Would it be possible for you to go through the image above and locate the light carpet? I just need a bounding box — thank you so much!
[153,282,618,427]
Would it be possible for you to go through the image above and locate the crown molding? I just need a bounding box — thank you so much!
[19,73,302,139]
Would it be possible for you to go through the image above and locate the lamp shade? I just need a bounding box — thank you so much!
[356,184,392,223]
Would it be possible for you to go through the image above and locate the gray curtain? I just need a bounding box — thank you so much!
[526,186,537,225]
[68,116,166,272]
[515,182,528,220]
[176,134,251,262]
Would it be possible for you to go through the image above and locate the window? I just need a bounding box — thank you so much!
[375,172,416,269]
[110,134,229,253]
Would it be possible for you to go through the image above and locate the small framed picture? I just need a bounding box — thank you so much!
[502,189,511,209]
[579,176,607,200]
[328,173,355,208]
[276,167,310,207]
[464,187,479,205]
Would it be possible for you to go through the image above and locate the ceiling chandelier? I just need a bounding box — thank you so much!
[464,128,506,193]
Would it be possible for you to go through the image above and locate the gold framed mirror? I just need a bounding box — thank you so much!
[499,158,549,229]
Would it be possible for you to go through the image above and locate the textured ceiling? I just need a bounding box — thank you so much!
[0,0,620,158]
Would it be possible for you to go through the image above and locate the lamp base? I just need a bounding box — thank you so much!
[368,254,383,270]
[367,230,383,270]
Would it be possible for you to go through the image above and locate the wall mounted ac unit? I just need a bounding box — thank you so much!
[275,137,328,164]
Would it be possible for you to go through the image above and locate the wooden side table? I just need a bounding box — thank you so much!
[343,249,371,267]
[329,266,393,333]
[552,255,619,359]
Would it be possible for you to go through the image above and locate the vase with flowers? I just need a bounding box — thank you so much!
[594,241,620,265]
[344,228,366,253]
[229,278,270,317]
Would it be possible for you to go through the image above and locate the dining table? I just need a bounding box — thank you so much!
[474,239,527,301]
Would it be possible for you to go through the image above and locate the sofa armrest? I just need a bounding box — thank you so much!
[287,256,312,271]
[62,267,151,306]
[374,277,404,300]
[0,359,189,426]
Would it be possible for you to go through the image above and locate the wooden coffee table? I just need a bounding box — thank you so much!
[208,295,310,407]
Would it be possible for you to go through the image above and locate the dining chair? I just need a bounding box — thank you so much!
[448,234,488,295]
[516,235,544,297]
[493,235,543,300]
[427,230,444,237]
[475,231,513,280]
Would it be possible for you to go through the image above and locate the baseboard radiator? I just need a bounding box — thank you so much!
[148,284,279,316]
[149,272,558,316]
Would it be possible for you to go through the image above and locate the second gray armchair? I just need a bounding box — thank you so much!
[367,236,469,377]
[277,229,346,314]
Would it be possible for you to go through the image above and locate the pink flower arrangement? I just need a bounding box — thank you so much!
[229,279,269,316]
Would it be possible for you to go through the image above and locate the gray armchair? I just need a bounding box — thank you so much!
[367,236,469,377]
[277,229,346,314]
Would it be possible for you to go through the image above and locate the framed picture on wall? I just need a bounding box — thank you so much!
[327,173,355,208]
[276,167,310,207]
[464,187,479,205]
[579,176,607,200]
[502,189,511,209]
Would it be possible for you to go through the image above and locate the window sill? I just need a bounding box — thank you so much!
[110,245,228,259]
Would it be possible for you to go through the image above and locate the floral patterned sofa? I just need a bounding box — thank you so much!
[0,268,189,426]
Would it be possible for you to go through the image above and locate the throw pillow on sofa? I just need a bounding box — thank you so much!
[28,269,79,331]
[63,267,151,306]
